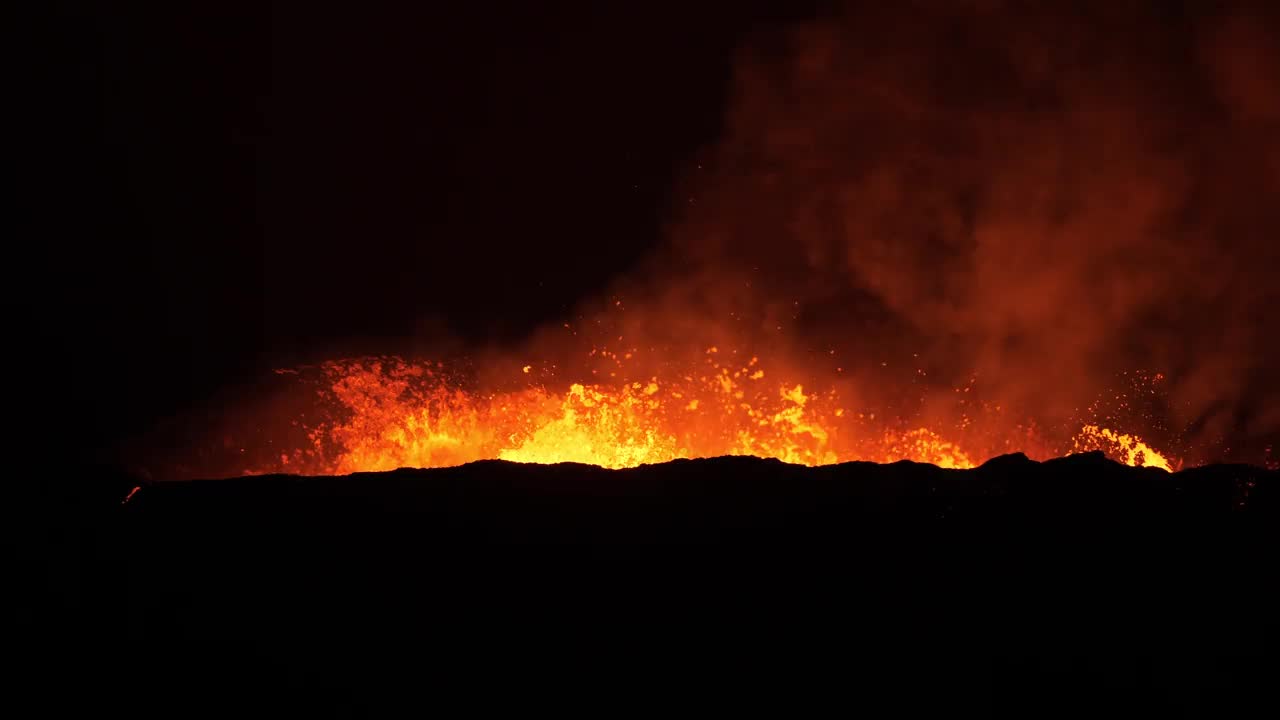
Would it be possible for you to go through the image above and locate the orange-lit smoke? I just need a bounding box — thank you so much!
[153,1,1280,479]
[549,1,1280,467]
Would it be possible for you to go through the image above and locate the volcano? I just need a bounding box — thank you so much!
[24,0,1280,716]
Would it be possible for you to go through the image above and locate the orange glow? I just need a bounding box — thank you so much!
[232,351,1180,477]
[145,3,1280,481]
[1071,425,1175,471]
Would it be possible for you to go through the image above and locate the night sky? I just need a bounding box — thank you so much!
[25,2,826,467]
[21,2,1280,472]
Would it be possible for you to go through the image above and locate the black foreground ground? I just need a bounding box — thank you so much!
[32,453,1278,716]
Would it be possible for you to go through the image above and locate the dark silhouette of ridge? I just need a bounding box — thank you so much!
[29,454,1278,717]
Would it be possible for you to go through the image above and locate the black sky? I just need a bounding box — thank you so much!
[23,2,827,466]
[26,1,1279,474]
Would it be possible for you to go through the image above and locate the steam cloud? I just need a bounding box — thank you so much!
[586,1,1280,459]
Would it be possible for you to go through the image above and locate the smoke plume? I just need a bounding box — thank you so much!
[573,1,1280,461]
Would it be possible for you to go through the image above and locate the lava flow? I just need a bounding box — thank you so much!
[229,349,1176,479]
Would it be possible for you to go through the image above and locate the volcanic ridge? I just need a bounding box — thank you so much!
[37,452,1279,715]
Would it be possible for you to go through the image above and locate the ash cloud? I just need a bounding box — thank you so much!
[595,1,1280,457]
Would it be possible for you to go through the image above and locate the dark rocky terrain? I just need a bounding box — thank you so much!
[29,453,1278,716]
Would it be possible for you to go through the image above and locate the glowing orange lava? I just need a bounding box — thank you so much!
[243,350,1178,477]
[1071,425,1174,472]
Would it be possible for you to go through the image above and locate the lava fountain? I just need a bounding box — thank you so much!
[211,347,1176,480]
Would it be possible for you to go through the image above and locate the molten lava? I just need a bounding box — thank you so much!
[241,349,1177,478]
[1072,425,1173,472]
